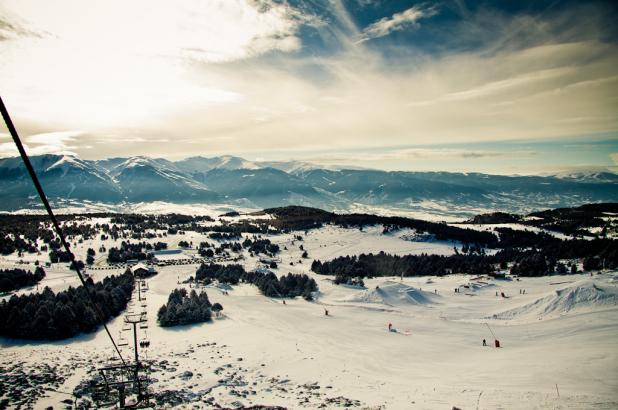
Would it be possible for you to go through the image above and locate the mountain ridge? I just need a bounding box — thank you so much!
[0,154,616,213]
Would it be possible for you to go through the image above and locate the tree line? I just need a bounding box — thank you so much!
[242,238,280,256]
[157,288,221,327]
[0,271,134,339]
[260,206,499,245]
[194,263,317,299]
[107,241,154,263]
[525,203,617,236]
[0,267,46,293]
[312,237,617,280]
[209,232,241,241]
[311,252,494,283]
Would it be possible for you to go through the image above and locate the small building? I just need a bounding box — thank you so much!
[131,263,157,278]
[259,256,281,265]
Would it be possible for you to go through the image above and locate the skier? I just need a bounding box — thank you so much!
[324,309,329,316]
[388,323,392,332]
[483,339,487,346]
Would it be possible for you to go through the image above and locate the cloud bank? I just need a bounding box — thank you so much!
[0,0,616,173]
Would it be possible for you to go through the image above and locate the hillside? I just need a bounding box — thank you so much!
[0,154,616,215]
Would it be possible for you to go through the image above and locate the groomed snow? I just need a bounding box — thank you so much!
[1,225,617,409]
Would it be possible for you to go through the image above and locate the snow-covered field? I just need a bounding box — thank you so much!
[4,199,492,222]
[1,224,617,409]
[290,224,458,261]
[3,202,260,218]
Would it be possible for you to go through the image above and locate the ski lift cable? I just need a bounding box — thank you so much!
[0,96,128,367]
[485,322,498,340]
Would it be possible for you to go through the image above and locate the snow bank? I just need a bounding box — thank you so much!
[465,281,498,292]
[342,280,441,307]
[490,280,618,321]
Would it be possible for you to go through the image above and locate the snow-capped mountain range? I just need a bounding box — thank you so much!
[0,154,616,214]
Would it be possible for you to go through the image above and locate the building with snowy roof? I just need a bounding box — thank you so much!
[130,263,157,278]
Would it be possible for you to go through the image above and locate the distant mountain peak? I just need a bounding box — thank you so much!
[0,153,616,213]
[544,167,618,183]
[175,155,260,172]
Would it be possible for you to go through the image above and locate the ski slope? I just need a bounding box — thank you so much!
[0,225,617,409]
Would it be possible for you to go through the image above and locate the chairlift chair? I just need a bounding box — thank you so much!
[139,330,151,348]
[118,336,129,347]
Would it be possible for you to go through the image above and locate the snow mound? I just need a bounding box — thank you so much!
[456,281,497,295]
[342,281,440,307]
[214,282,233,291]
[466,282,498,292]
[491,281,618,321]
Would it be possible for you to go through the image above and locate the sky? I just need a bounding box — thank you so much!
[0,0,617,174]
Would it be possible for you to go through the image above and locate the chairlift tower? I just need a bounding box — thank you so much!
[137,279,147,302]
[124,313,148,401]
[95,313,153,408]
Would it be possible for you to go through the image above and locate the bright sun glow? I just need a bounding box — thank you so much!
[0,0,616,173]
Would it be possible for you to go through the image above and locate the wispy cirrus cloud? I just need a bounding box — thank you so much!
[308,148,537,163]
[0,11,45,41]
[357,4,437,43]
[26,130,81,146]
